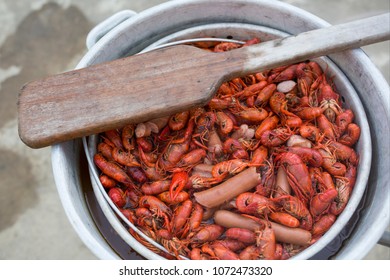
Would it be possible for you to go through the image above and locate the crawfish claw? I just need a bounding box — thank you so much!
[169,171,189,200]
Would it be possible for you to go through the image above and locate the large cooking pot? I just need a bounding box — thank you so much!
[51,0,389,259]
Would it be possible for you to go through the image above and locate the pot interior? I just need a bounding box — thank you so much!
[84,22,371,260]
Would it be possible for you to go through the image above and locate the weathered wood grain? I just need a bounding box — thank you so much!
[18,13,389,148]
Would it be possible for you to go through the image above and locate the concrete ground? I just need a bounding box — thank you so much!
[0,0,388,259]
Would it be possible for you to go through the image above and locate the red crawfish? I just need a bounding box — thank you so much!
[214,239,246,253]
[141,180,170,195]
[190,224,225,243]
[254,114,279,140]
[280,243,304,260]
[143,165,165,181]
[93,153,136,189]
[120,209,136,223]
[320,98,342,123]
[274,244,283,260]
[194,111,216,139]
[169,111,190,131]
[339,123,361,147]
[235,107,269,124]
[138,195,172,231]
[197,244,217,259]
[158,191,189,205]
[137,146,158,168]
[234,80,268,99]
[296,62,314,96]
[216,111,234,134]
[172,117,196,144]
[273,195,313,231]
[135,207,154,228]
[269,91,286,114]
[169,171,189,200]
[208,97,234,110]
[254,72,268,82]
[211,159,249,181]
[317,79,340,104]
[239,244,262,260]
[225,228,257,244]
[317,147,347,176]
[335,109,354,135]
[223,138,249,160]
[317,114,337,140]
[256,160,276,197]
[260,127,293,147]
[310,188,338,218]
[157,125,171,142]
[279,101,303,128]
[111,147,141,167]
[235,192,276,217]
[210,242,240,260]
[269,212,300,228]
[239,217,277,260]
[247,92,260,107]
[287,146,323,167]
[171,199,193,236]
[299,124,321,143]
[181,203,204,238]
[121,124,135,151]
[229,77,247,91]
[345,163,357,190]
[108,187,126,208]
[124,189,141,208]
[125,166,147,184]
[216,82,234,96]
[327,140,359,166]
[255,83,276,107]
[295,107,324,120]
[269,64,298,83]
[99,174,116,188]
[258,224,277,260]
[190,248,210,260]
[97,142,114,161]
[103,129,123,149]
[136,137,153,153]
[308,61,323,78]
[174,148,207,170]
[138,195,172,216]
[275,152,314,205]
[317,80,342,122]
[312,213,336,237]
[329,177,352,216]
[250,145,268,166]
[285,92,301,109]
[157,137,191,171]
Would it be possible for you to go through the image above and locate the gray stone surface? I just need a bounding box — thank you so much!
[0,0,388,259]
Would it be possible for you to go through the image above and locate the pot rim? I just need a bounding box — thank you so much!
[84,26,371,260]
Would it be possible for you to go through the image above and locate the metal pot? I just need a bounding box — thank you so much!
[52,0,389,259]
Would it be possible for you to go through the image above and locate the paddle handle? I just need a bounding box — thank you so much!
[18,13,389,149]
[231,13,390,76]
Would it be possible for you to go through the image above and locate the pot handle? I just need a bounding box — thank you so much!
[86,10,137,50]
[378,231,390,247]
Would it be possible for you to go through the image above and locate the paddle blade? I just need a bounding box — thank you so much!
[18,45,229,148]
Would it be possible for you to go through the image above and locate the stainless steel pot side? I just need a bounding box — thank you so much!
[51,0,389,260]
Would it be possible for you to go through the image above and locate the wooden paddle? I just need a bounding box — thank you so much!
[18,13,389,148]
